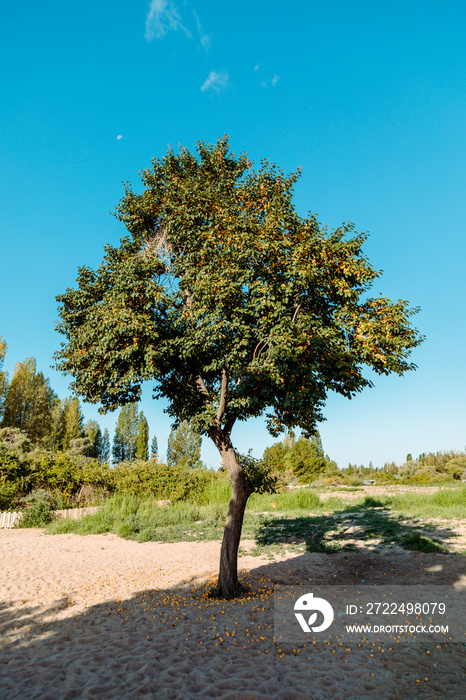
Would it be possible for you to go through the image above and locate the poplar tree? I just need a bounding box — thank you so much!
[100,428,111,464]
[0,336,8,421]
[84,419,103,459]
[112,403,139,463]
[150,435,158,461]
[1,357,56,443]
[166,420,202,469]
[61,397,85,451]
[55,137,423,597]
[135,414,149,461]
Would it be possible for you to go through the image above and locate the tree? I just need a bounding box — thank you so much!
[166,420,202,469]
[54,137,423,597]
[84,419,103,459]
[61,397,85,451]
[1,357,56,443]
[289,435,327,483]
[262,441,289,473]
[112,403,139,463]
[150,435,158,461]
[0,336,8,421]
[100,428,111,464]
[136,413,149,461]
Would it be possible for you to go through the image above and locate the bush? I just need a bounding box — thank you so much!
[445,456,466,480]
[111,461,216,502]
[0,482,16,511]
[17,489,56,528]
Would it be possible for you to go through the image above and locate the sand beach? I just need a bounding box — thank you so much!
[1,528,465,699]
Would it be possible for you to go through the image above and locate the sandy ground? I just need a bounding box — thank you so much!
[1,529,465,700]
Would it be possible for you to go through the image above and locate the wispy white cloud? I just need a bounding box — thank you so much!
[193,10,211,51]
[254,62,260,71]
[261,73,280,88]
[145,0,191,41]
[201,70,229,93]
[145,0,211,52]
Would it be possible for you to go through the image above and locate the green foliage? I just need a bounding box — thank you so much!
[0,441,113,508]
[55,137,422,442]
[48,494,207,542]
[445,456,466,480]
[135,414,149,461]
[112,403,144,463]
[401,533,447,553]
[1,358,56,443]
[0,441,30,502]
[289,435,327,483]
[0,481,16,510]
[52,137,424,593]
[262,431,335,486]
[60,397,84,450]
[101,428,110,464]
[0,336,8,421]
[166,420,202,469]
[111,461,215,502]
[84,419,102,459]
[248,487,321,512]
[193,474,231,506]
[43,483,462,558]
[150,434,158,461]
[17,489,56,528]
[384,486,466,519]
[262,442,289,472]
[0,427,32,453]
[239,451,278,494]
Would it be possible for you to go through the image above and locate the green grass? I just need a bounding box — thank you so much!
[381,486,466,520]
[44,485,465,558]
[401,532,448,553]
[247,488,323,512]
[47,494,211,542]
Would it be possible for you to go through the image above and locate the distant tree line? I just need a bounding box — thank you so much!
[0,338,203,469]
[339,449,466,484]
[1,337,463,493]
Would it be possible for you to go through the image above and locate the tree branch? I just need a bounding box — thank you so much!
[223,413,237,439]
[216,365,229,425]
[291,301,303,323]
[194,373,210,398]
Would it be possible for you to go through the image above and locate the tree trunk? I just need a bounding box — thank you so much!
[210,432,252,598]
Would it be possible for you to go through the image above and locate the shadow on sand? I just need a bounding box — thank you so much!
[1,513,465,699]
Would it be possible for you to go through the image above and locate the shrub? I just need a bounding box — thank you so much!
[111,461,216,502]
[240,451,278,494]
[17,489,56,528]
[0,482,16,511]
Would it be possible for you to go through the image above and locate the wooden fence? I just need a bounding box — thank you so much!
[0,506,101,529]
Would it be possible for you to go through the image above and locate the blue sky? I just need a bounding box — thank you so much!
[1,0,465,468]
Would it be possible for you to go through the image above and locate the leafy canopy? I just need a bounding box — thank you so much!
[55,137,422,440]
